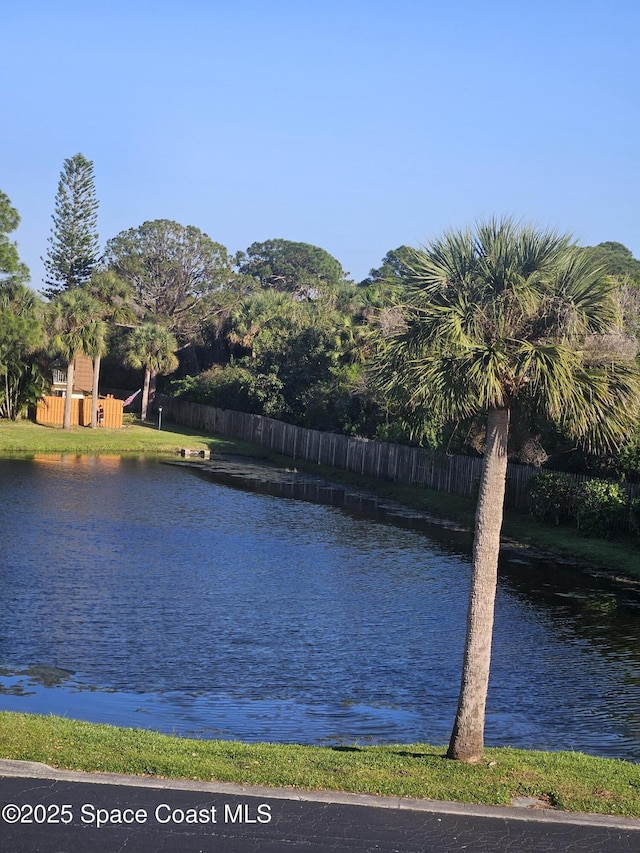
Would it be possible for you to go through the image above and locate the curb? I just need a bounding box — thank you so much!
[1,759,639,830]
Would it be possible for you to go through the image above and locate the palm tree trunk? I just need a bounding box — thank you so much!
[63,358,75,430]
[90,354,101,428]
[447,406,510,763]
[140,368,151,421]
[148,369,158,415]
[2,372,10,420]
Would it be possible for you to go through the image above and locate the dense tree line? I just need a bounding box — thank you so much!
[2,155,640,477]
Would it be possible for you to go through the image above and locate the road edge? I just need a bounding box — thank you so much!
[1,759,639,830]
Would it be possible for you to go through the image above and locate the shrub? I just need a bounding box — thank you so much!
[629,496,640,536]
[572,479,628,536]
[527,471,576,526]
[169,366,274,415]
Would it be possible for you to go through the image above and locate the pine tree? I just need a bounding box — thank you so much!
[42,153,99,298]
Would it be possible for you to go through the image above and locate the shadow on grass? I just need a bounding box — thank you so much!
[391,749,449,761]
[329,745,448,762]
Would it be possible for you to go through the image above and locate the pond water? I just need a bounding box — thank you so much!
[0,454,639,760]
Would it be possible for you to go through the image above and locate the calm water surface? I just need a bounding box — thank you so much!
[0,455,639,760]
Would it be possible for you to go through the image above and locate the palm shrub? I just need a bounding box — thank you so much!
[123,323,178,421]
[528,471,577,525]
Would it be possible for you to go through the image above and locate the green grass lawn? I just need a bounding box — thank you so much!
[0,418,256,457]
[1,713,639,816]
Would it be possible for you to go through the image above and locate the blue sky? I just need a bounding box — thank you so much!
[3,0,639,289]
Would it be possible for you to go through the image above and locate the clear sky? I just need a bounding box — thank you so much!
[3,0,639,289]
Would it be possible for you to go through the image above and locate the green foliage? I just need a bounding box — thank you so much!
[0,310,47,418]
[172,360,380,436]
[528,471,632,536]
[581,241,640,284]
[298,363,380,436]
[0,190,30,288]
[43,153,99,298]
[527,471,576,526]
[123,322,179,421]
[374,218,640,455]
[0,198,44,418]
[373,382,444,448]
[84,268,138,326]
[237,238,350,299]
[359,245,413,289]
[572,479,629,536]
[160,238,388,434]
[124,324,179,377]
[48,289,106,363]
[629,497,640,536]
[171,365,274,414]
[610,425,640,481]
[219,288,373,426]
[104,220,234,341]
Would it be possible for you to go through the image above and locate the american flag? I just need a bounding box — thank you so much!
[122,389,142,407]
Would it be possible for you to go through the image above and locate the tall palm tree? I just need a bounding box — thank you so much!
[83,269,138,427]
[123,322,178,420]
[375,218,640,763]
[48,290,106,429]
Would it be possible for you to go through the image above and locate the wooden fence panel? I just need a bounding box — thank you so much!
[36,395,123,428]
[36,396,81,426]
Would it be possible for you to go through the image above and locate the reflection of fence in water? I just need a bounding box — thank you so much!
[164,399,640,523]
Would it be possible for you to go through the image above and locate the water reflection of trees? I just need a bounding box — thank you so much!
[191,459,640,670]
[496,553,640,673]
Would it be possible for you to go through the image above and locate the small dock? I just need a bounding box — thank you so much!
[180,448,211,459]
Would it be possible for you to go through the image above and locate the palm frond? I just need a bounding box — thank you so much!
[371,218,640,454]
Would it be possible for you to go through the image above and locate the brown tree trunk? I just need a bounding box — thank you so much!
[140,369,151,421]
[63,358,75,430]
[447,406,510,763]
[148,369,158,415]
[90,354,101,428]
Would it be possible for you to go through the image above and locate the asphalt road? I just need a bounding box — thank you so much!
[1,761,639,852]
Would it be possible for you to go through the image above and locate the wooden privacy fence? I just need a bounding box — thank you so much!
[163,399,640,525]
[36,395,123,428]
[36,396,82,427]
[163,399,640,513]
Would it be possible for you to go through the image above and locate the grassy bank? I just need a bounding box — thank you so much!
[0,419,254,457]
[1,713,638,816]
